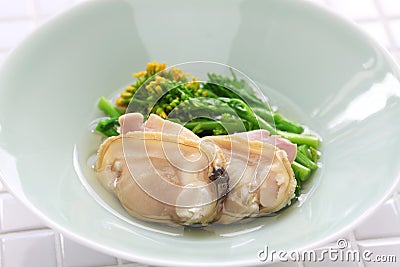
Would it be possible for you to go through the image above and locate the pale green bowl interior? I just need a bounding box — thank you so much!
[1,0,400,266]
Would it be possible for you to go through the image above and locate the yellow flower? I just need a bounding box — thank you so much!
[125,85,135,93]
[155,85,163,92]
[120,92,132,99]
[116,98,126,107]
[145,61,166,76]
[155,76,166,84]
[156,107,167,118]
[169,67,183,81]
[133,71,147,78]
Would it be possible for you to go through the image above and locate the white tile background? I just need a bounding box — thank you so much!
[1,0,400,266]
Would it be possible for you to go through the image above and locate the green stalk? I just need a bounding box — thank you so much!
[255,115,277,134]
[251,107,275,123]
[184,119,246,135]
[252,107,304,134]
[298,145,312,160]
[98,96,122,118]
[185,121,222,131]
[292,161,311,182]
[277,130,320,148]
[295,150,318,170]
[273,114,304,134]
[96,117,120,137]
[309,146,320,163]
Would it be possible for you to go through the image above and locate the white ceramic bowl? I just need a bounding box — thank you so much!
[1,0,400,266]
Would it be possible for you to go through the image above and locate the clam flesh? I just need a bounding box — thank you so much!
[96,113,228,226]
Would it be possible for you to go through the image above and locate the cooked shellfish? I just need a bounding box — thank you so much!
[96,113,228,226]
[204,131,297,224]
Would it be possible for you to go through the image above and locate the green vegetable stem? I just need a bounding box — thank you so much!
[98,96,122,118]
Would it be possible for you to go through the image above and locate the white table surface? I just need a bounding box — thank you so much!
[0,0,400,266]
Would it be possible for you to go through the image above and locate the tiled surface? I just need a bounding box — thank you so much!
[36,0,73,16]
[387,19,400,47]
[0,0,30,18]
[354,199,400,240]
[61,235,118,267]
[358,240,400,267]
[0,193,46,233]
[0,21,34,49]
[325,0,379,20]
[1,230,57,267]
[379,0,400,17]
[358,21,392,48]
[1,0,400,266]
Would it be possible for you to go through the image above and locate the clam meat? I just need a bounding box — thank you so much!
[96,113,228,226]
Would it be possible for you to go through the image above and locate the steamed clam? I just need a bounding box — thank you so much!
[204,130,297,224]
[96,113,228,226]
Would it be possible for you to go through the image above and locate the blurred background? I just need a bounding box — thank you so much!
[0,0,400,266]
